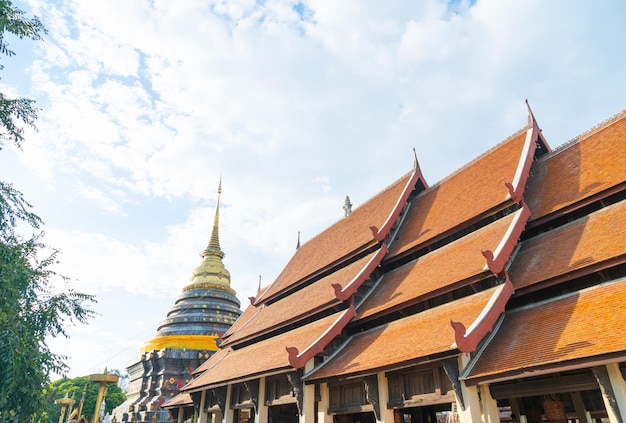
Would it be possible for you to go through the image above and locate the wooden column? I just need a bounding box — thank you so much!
[223,385,235,423]
[376,373,394,423]
[594,364,625,423]
[199,390,208,423]
[300,359,316,423]
[570,391,591,423]
[317,383,333,423]
[479,384,500,423]
[456,355,482,423]
[606,363,626,423]
[256,377,268,423]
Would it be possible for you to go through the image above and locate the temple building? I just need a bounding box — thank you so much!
[164,105,626,423]
[113,183,242,423]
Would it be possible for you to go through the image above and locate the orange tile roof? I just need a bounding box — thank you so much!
[465,278,626,383]
[389,129,529,257]
[220,285,271,343]
[526,110,626,222]
[510,199,626,291]
[221,251,377,346]
[358,212,517,320]
[259,172,413,301]
[192,346,230,375]
[304,288,498,382]
[161,392,192,408]
[183,311,347,391]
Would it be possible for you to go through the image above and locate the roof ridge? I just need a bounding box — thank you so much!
[297,168,414,249]
[534,107,626,165]
[424,125,529,192]
[575,107,626,142]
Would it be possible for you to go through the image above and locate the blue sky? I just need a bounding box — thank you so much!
[2,0,625,379]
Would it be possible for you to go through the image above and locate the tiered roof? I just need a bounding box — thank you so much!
[184,311,353,391]
[304,287,499,382]
[179,105,625,396]
[525,109,626,224]
[464,277,626,385]
[510,200,626,292]
[358,209,521,321]
[251,170,417,304]
[461,110,626,384]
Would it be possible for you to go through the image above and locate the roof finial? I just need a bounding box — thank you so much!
[413,147,421,171]
[296,231,301,250]
[257,275,262,293]
[343,195,353,217]
[525,99,537,128]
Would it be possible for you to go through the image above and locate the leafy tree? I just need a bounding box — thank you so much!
[0,0,46,150]
[45,373,127,423]
[0,1,96,421]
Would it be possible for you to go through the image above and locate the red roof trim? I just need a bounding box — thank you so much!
[451,271,515,353]
[370,163,426,242]
[481,203,531,275]
[286,302,356,369]
[332,244,388,301]
[505,128,537,204]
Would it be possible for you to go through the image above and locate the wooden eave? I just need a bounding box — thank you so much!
[388,124,532,259]
[370,162,427,242]
[250,241,378,306]
[509,199,626,292]
[464,351,626,387]
[302,287,499,383]
[481,203,531,275]
[286,302,356,369]
[218,304,263,346]
[222,250,380,348]
[451,271,515,353]
[304,350,459,385]
[183,312,347,392]
[255,170,416,305]
[526,181,626,231]
[161,392,193,409]
[385,199,518,265]
[463,278,626,386]
[448,113,541,353]
[513,255,626,298]
[357,209,523,322]
[354,272,492,327]
[189,347,231,379]
[333,243,388,300]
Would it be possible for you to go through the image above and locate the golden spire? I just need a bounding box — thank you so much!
[206,177,222,255]
[185,178,234,293]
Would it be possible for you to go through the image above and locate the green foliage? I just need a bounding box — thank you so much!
[0,1,96,421]
[0,0,46,149]
[0,209,96,419]
[44,374,127,423]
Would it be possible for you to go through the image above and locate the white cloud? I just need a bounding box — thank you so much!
[6,0,625,377]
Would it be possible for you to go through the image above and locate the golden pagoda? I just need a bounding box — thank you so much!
[112,181,241,423]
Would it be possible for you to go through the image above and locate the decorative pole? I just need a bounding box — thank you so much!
[54,394,75,423]
[77,384,87,421]
[88,368,119,423]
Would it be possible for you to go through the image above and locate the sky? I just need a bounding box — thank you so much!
[1,0,625,381]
